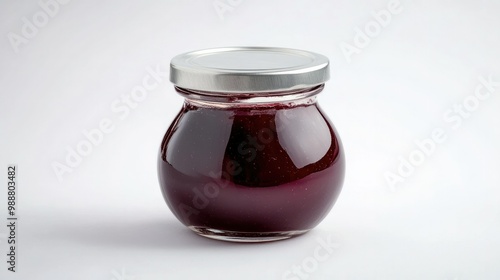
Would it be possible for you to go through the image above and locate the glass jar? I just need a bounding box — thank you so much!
[158,47,345,242]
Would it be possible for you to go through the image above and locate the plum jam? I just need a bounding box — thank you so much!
[158,47,345,242]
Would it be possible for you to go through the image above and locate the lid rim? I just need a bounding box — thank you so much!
[170,46,330,93]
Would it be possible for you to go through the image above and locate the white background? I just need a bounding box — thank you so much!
[1,0,500,279]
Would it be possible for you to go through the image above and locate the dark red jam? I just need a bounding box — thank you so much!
[158,99,345,234]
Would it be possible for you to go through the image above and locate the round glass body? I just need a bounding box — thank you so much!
[158,85,345,242]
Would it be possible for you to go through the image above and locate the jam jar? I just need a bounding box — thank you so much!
[158,47,345,242]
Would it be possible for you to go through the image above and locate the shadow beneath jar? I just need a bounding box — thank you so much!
[52,216,303,250]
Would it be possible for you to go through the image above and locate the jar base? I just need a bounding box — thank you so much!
[188,226,310,243]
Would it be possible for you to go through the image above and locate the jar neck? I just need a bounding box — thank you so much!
[175,84,324,109]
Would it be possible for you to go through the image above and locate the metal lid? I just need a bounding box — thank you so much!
[170,47,330,93]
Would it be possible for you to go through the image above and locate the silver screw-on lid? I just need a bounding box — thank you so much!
[170,47,330,93]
